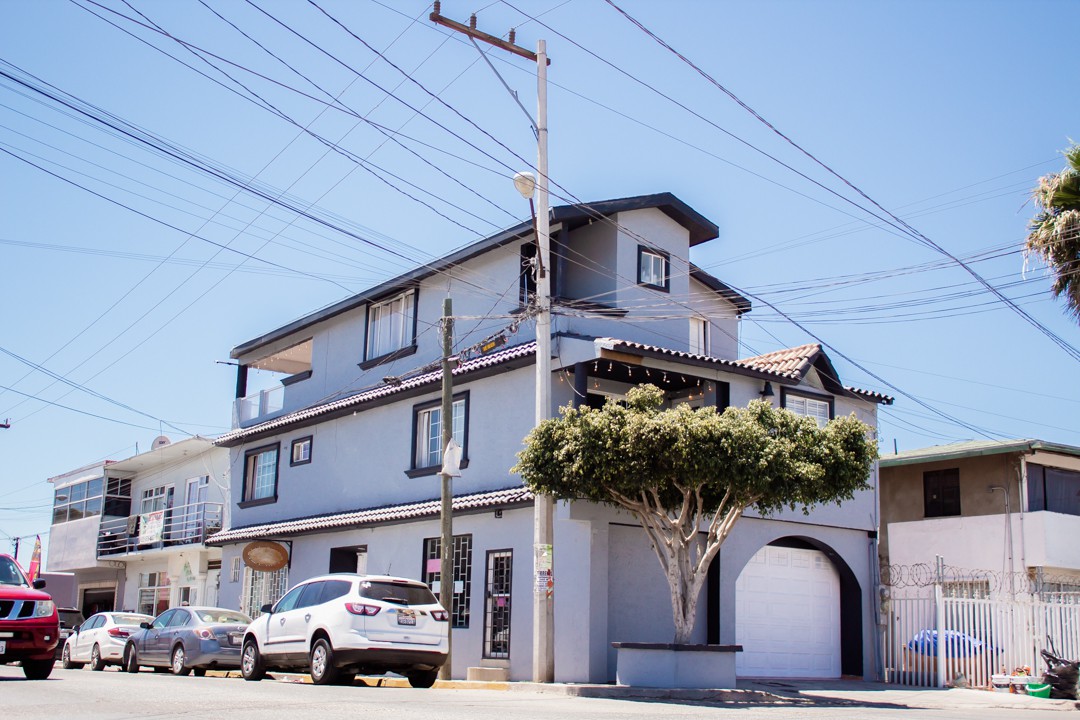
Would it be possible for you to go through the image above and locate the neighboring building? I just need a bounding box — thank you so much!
[879,439,1080,598]
[45,436,229,617]
[207,193,891,682]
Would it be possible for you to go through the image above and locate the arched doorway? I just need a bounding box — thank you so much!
[734,536,862,678]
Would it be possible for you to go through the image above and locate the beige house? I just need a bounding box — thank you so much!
[879,439,1080,598]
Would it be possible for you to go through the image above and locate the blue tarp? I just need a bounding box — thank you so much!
[906,630,985,658]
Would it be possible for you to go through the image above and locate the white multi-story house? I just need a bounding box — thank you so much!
[46,436,229,617]
[208,193,891,682]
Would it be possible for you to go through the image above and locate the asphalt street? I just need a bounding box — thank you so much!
[1,664,1075,719]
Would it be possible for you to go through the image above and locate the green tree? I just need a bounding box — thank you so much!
[513,385,877,644]
[1026,144,1080,321]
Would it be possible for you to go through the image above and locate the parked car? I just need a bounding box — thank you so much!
[240,574,449,687]
[62,611,153,670]
[0,553,58,680]
[55,607,86,660]
[123,606,251,676]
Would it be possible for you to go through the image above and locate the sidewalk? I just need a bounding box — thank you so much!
[242,671,1079,711]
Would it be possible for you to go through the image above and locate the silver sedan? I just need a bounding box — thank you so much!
[122,606,251,676]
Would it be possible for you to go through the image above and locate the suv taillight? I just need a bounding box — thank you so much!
[430,610,449,622]
[345,603,381,616]
[107,627,130,638]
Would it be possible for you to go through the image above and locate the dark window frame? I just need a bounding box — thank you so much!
[240,442,280,507]
[407,391,470,478]
[361,288,419,368]
[637,245,670,292]
[923,468,961,518]
[482,548,513,660]
[780,387,835,424]
[290,436,313,466]
[421,534,473,629]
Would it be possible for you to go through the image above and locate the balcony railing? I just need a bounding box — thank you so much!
[97,501,224,557]
[233,385,284,427]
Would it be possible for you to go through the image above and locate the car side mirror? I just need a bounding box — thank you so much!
[73,624,81,633]
[140,621,151,629]
[32,579,46,589]
[260,603,273,614]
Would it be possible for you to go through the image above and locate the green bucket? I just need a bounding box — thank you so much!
[1026,682,1051,698]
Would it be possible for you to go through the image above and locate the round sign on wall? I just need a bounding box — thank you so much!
[242,541,290,572]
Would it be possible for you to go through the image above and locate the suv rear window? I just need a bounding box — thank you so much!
[359,580,437,606]
[59,610,85,628]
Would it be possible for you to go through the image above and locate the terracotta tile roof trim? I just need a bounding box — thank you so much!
[205,486,535,545]
[214,340,537,446]
[597,338,804,379]
[598,339,893,404]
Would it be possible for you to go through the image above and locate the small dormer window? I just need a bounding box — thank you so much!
[638,246,670,292]
[365,289,416,362]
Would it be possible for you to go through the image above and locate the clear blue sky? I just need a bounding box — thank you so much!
[2,0,1078,566]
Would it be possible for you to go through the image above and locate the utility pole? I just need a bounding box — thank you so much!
[439,297,455,679]
[430,3,554,683]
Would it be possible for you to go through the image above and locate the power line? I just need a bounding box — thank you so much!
[602,0,1080,364]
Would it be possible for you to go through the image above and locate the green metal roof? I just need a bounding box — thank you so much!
[878,439,1080,468]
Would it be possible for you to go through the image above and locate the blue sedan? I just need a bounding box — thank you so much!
[123,606,251,676]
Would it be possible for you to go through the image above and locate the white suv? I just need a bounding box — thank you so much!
[240,574,449,687]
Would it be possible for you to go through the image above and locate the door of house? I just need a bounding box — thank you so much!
[482,550,512,659]
[182,476,208,540]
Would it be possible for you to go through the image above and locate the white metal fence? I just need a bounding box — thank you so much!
[883,591,1080,688]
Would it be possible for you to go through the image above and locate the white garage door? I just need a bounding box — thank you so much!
[735,545,840,678]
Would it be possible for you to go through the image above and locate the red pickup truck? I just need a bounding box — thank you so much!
[0,553,59,679]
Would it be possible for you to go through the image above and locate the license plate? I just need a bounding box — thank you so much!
[396,610,416,626]
[0,641,6,654]
[228,632,242,646]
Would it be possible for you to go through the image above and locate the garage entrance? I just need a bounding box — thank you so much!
[735,538,860,678]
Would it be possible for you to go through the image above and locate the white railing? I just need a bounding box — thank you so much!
[233,385,284,426]
[97,501,224,556]
[883,592,1080,688]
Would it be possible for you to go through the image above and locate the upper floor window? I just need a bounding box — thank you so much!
[1026,464,1080,516]
[366,290,416,361]
[290,436,312,466]
[689,316,709,356]
[924,468,960,518]
[52,476,104,524]
[242,444,279,505]
[411,393,468,474]
[783,390,832,428]
[638,246,670,292]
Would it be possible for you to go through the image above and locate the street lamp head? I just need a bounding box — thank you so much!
[513,171,536,199]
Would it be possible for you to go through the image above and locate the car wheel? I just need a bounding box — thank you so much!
[193,668,207,677]
[309,638,340,685]
[22,659,54,680]
[407,669,439,689]
[90,645,106,672]
[240,638,265,682]
[61,643,84,670]
[124,645,140,673]
[171,645,192,676]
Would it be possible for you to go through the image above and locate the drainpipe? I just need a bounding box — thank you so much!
[1017,457,1029,595]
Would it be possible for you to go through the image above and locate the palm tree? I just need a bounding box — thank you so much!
[1026,144,1080,321]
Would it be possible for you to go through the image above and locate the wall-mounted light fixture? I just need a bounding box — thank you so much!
[760,381,775,398]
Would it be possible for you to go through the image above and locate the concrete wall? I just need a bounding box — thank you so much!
[889,510,1080,575]
[228,364,537,528]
